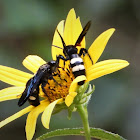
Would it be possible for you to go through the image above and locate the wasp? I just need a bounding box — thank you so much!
[18,60,60,107]
[53,21,93,85]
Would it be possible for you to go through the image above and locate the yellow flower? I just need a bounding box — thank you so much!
[0,53,83,139]
[51,8,129,106]
[0,8,129,140]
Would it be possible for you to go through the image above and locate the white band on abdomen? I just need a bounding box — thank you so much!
[72,65,85,72]
[70,57,83,64]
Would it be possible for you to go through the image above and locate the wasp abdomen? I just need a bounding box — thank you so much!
[70,55,86,85]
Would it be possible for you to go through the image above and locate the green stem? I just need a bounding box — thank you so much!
[77,104,91,140]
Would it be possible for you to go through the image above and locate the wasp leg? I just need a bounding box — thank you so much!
[48,74,62,86]
[57,55,69,68]
[79,48,93,64]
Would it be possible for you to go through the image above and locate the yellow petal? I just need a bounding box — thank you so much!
[0,65,33,86]
[41,98,63,129]
[64,8,77,45]
[0,86,25,102]
[65,75,87,107]
[86,59,129,82]
[52,20,65,60]
[26,100,49,140]
[23,55,46,73]
[65,92,77,107]
[0,105,34,128]
[84,28,115,67]
[69,75,87,93]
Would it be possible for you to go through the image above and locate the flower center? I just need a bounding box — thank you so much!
[42,67,74,102]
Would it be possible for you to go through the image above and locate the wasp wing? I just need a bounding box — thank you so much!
[18,65,47,106]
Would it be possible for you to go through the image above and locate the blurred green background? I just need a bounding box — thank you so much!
[0,0,139,140]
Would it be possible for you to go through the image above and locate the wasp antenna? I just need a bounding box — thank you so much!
[57,29,66,49]
[75,21,91,47]
[52,45,63,49]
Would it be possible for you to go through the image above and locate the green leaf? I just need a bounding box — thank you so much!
[36,127,126,140]
[90,128,126,140]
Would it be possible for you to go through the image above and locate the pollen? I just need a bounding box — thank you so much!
[42,67,74,102]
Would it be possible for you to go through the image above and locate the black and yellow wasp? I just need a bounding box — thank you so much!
[53,21,93,85]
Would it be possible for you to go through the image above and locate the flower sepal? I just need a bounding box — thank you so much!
[74,83,95,107]
[66,82,95,120]
[80,84,95,107]
[67,104,77,120]
[77,82,90,99]
[52,102,67,115]
[72,82,89,106]
[62,82,95,120]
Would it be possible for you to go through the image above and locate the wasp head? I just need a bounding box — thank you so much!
[48,60,58,73]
